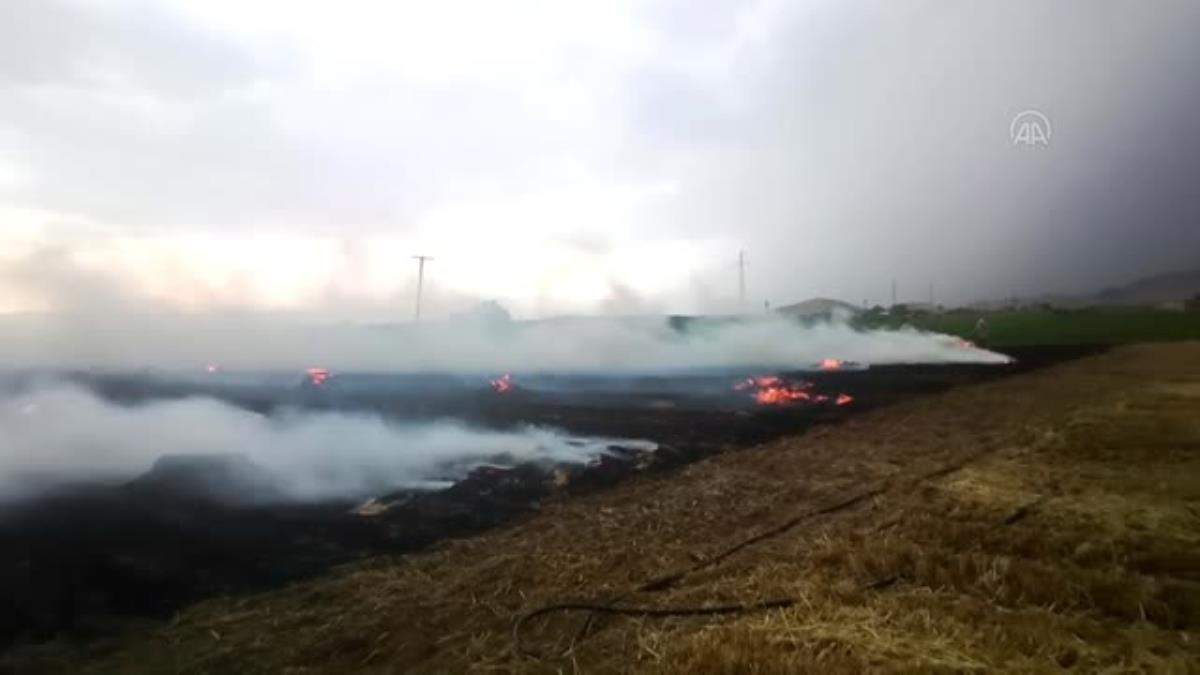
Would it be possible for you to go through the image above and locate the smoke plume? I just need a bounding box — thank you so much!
[0,312,1006,373]
[0,382,648,504]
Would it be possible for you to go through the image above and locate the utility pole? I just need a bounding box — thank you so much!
[412,255,433,321]
[738,250,747,313]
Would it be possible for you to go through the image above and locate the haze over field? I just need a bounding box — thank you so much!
[1,0,1198,320]
[0,313,1005,373]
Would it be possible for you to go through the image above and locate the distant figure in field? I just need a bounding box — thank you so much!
[974,317,990,347]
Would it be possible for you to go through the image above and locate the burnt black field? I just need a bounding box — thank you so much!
[0,345,1098,646]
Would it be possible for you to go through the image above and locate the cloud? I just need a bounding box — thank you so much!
[0,0,290,94]
[628,1,1200,304]
[1,0,1198,315]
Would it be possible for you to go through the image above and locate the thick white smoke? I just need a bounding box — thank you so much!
[0,383,649,504]
[429,315,1009,372]
[0,313,1007,373]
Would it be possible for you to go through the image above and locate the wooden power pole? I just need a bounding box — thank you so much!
[738,250,747,312]
[412,255,433,321]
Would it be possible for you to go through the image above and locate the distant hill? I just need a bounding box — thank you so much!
[1093,269,1200,305]
[968,268,1200,310]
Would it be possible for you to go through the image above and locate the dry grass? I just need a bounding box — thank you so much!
[10,342,1200,673]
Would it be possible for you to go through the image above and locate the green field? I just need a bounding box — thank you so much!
[862,307,1200,348]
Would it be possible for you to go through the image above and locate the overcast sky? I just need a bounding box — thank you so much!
[1,0,1198,318]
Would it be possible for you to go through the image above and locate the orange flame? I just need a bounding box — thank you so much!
[755,386,811,405]
[490,373,514,394]
[307,367,331,386]
[734,375,783,391]
[734,375,854,408]
[819,358,845,371]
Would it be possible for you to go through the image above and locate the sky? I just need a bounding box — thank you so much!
[1,0,1199,320]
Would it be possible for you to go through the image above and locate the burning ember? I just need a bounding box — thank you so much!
[733,375,784,391]
[306,367,332,387]
[734,375,855,408]
[819,358,845,371]
[755,383,813,405]
[490,373,514,394]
